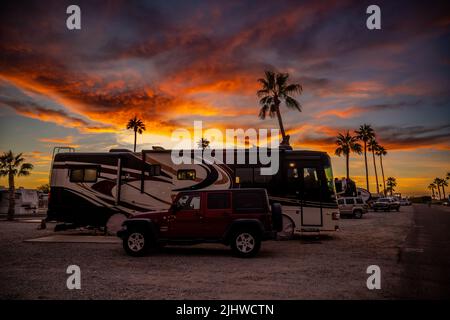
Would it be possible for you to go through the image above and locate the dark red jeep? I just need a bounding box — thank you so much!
[117,188,282,257]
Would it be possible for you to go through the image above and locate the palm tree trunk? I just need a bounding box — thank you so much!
[431,187,435,198]
[8,171,15,221]
[372,150,379,194]
[442,185,446,200]
[380,155,386,196]
[437,186,441,200]
[133,129,137,152]
[275,103,287,143]
[363,142,369,192]
[346,153,349,179]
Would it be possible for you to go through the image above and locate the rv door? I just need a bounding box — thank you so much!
[301,167,323,227]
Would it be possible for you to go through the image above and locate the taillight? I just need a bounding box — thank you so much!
[332,212,340,220]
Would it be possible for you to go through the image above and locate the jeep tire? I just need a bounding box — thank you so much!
[353,210,363,219]
[231,229,261,258]
[123,229,150,257]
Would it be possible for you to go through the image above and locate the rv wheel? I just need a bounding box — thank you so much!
[353,210,363,219]
[106,214,127,235]
[277,215,295,240]
[123,230,149,257]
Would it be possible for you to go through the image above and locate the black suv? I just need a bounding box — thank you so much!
[118,188,282,257]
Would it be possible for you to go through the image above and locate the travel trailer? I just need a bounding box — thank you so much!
[47,148,339,237]
[0,187,39,215]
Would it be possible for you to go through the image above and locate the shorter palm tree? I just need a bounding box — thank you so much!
[126,116,146,152]
[386,177,397,195]
[197,138,210,151]
[334,131,362,179]
[376,145,387,196]
[368,139,380,194]
[355,124,375,191]
[438,178,448,200]
[434,178,442,200]
[428,183,436,199]
[0,151,33,220]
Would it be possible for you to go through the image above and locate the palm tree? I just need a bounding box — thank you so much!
[126,116,146,152]
[440,178,448,200]
[376,145,387,196]
[334,131,362,179]
[428,183,436,199]
[434,178,442,200]
[355,124,375,192]
[257,70,302,146]
[446,172,450,181]
[386,177,397,195]
[197,138,210,151]
[368,139,380,195]
[0,151,33,220]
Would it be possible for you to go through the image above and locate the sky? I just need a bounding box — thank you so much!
[0,0,449,196]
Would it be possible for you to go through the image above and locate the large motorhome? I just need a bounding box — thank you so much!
[47,148,339,237]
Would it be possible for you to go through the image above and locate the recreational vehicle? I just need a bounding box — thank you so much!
[47,148,339,237]
[0,187,39,215]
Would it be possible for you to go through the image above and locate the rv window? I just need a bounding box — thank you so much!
[207,192,230,209]
[70,169,84,182]
[235,168,253,184]
[84,169,98,182]
[233,192,265,212]
[177,169,196,180]
[287,168,299,180]
[303,168,319,189]
[69,167,98,183]
[149,165,161,176]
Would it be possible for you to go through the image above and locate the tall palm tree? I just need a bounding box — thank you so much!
[355,124,375,192]
[440,178,448,200]
[434,178,442,200]
[0,151,33,220]
[428,183,436,199]
[257,70,302,146]
[334,131,362,179]
[447,172,450,181]
[126,116,146,152]
[368,139,380,195]
[386,177,397,195]
[376,145,387,196]
[197,137,210,151]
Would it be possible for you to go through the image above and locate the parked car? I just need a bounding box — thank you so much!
[373,197,400,212]
[399,198,411,206]
[337,197,368,219]
[117,188,282,257]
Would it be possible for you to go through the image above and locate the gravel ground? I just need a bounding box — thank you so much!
[0,206,414,300]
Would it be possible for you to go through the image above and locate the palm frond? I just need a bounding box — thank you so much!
[284,96,301,111]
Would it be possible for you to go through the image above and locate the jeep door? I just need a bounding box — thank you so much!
[167,193,203,238]
[202,191,232,238]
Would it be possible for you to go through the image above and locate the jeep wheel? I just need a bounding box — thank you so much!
[231,230,261,258]
[277,215,295,240]
[123,230,149,257]
[353,210,363,219]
